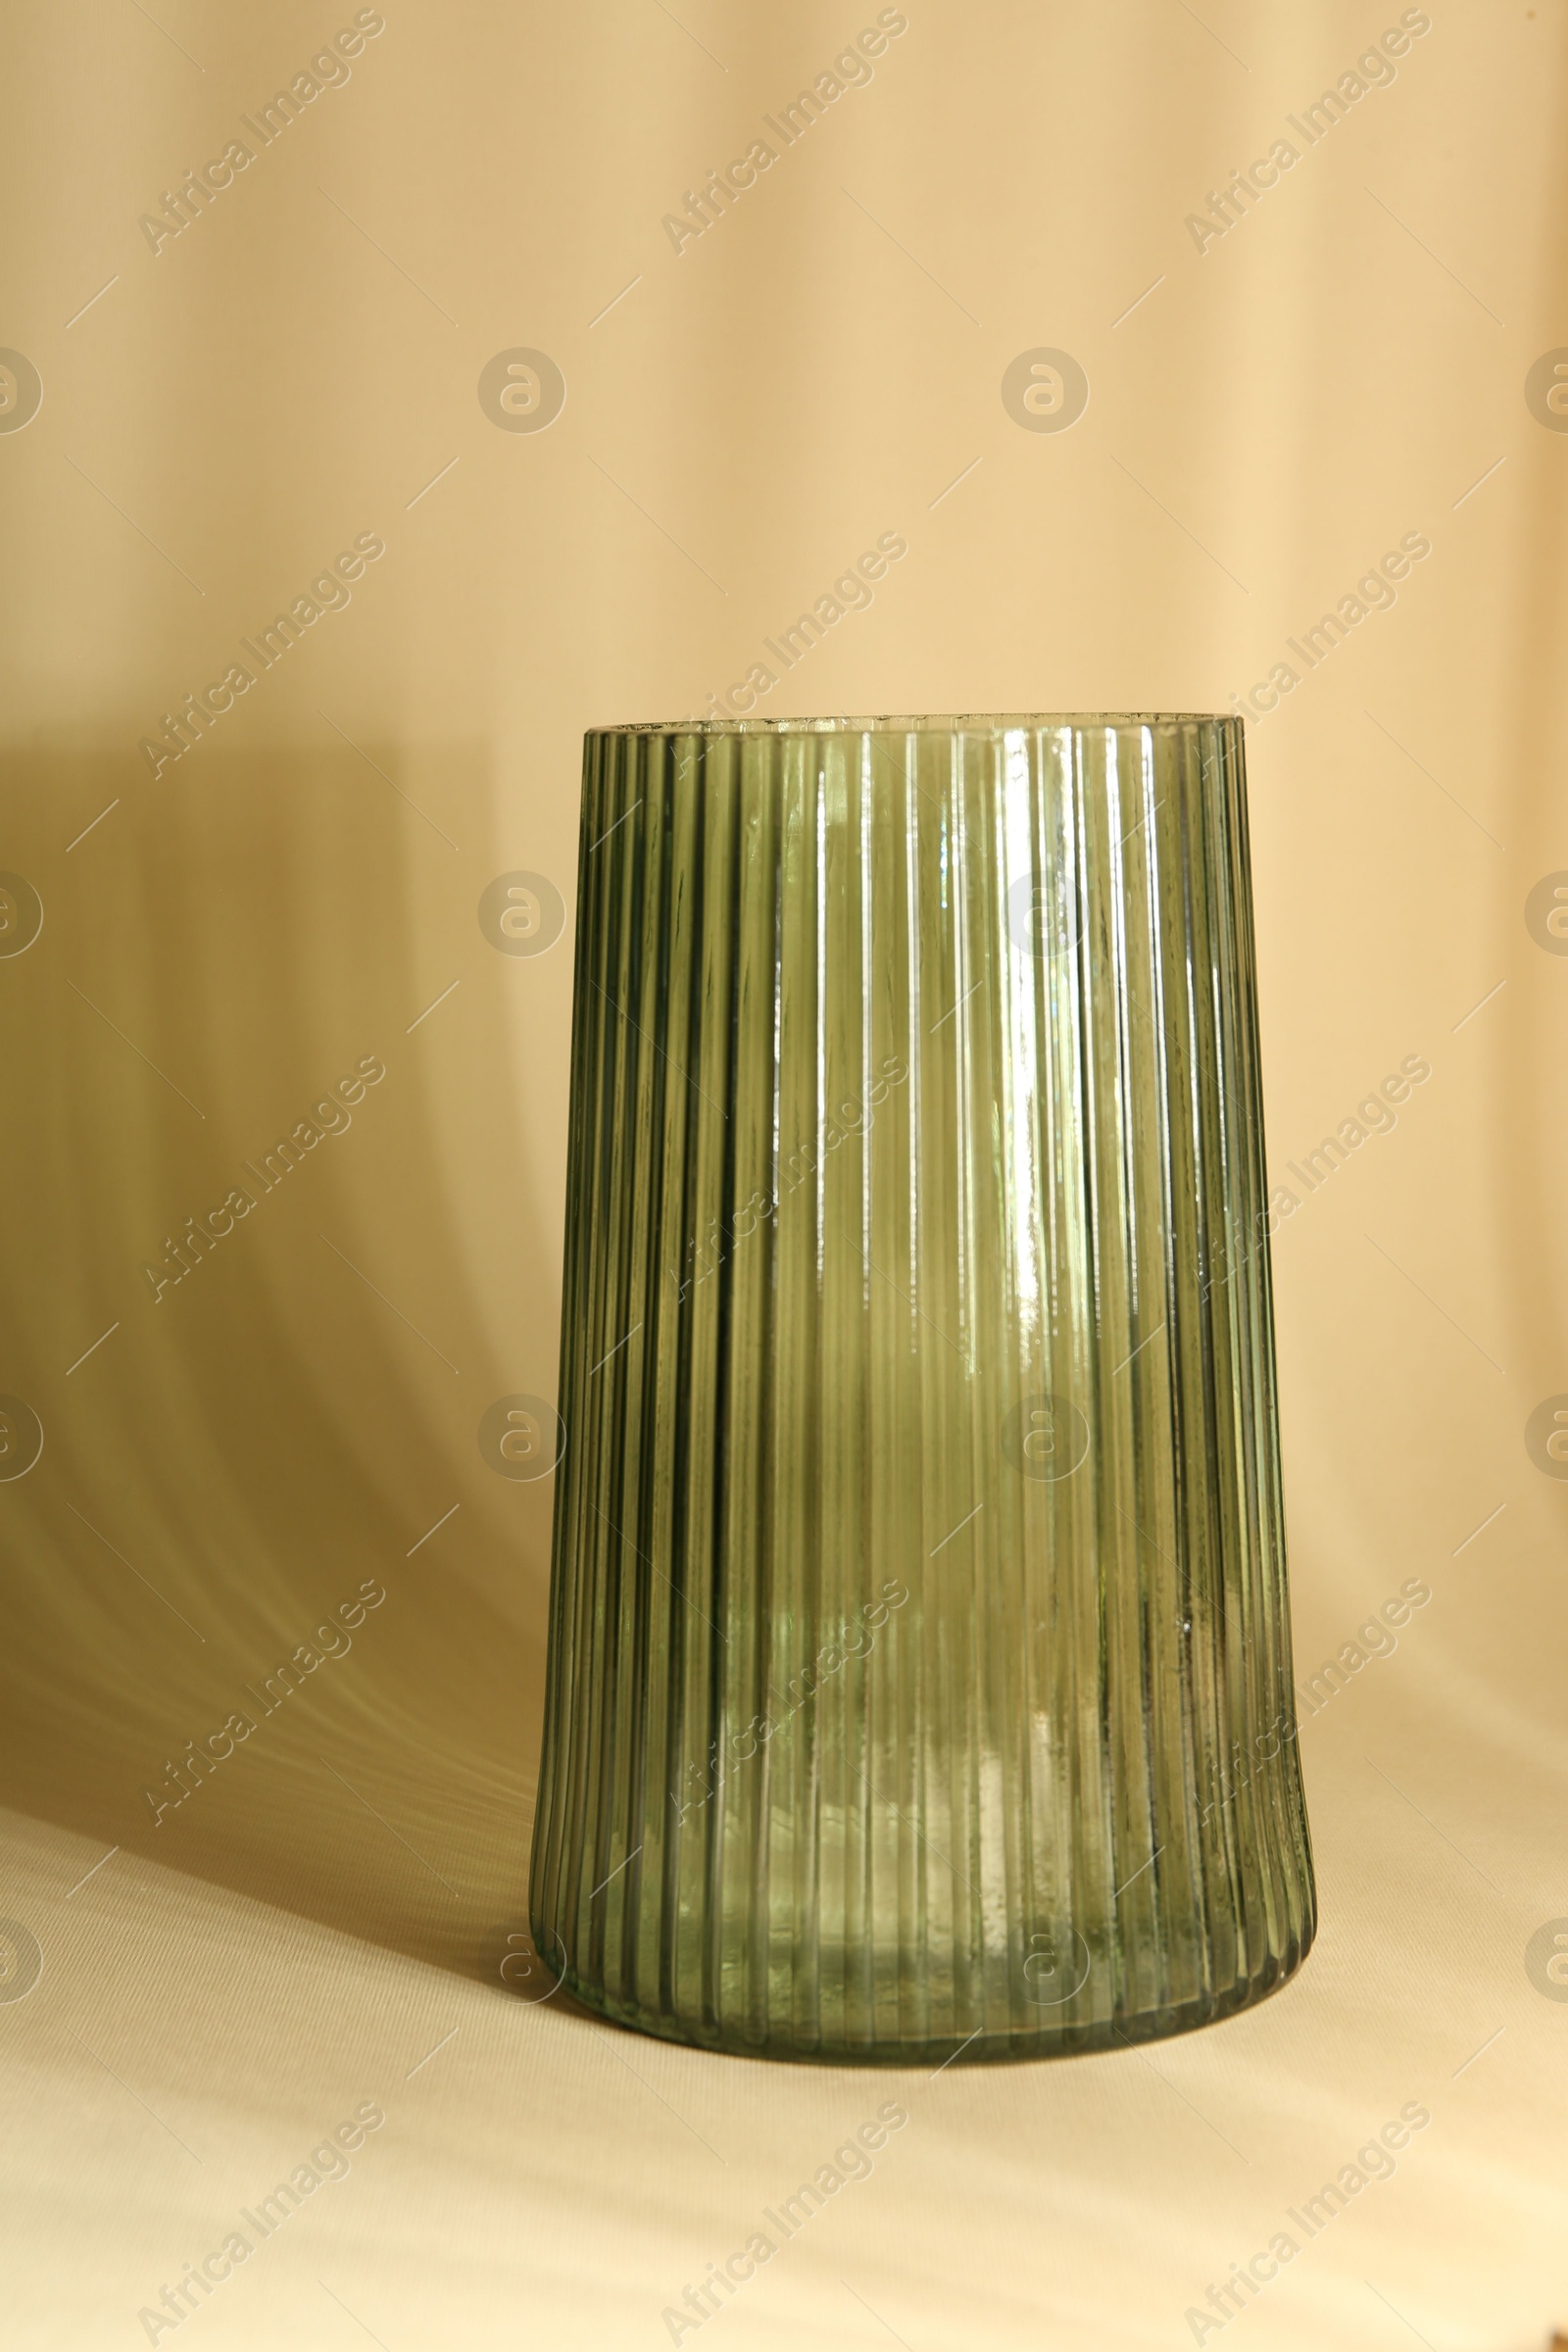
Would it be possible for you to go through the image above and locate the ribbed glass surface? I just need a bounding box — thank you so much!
[530,713,1315,2064]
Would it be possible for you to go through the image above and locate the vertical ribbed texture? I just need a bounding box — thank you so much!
[531,715,1315,2064]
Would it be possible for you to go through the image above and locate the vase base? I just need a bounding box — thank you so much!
[542,1921,1315,2068]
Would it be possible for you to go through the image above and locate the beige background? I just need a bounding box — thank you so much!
[2,0,1566,2344]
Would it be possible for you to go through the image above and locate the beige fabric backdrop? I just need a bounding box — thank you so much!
[2,1,1566,2344]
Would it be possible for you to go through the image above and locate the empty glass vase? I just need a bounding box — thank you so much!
[529,713,1315,2064]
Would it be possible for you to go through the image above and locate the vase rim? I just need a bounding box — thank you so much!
[588,711,1240,735]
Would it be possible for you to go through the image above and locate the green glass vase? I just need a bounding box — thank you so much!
[529,713,1315,2064]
